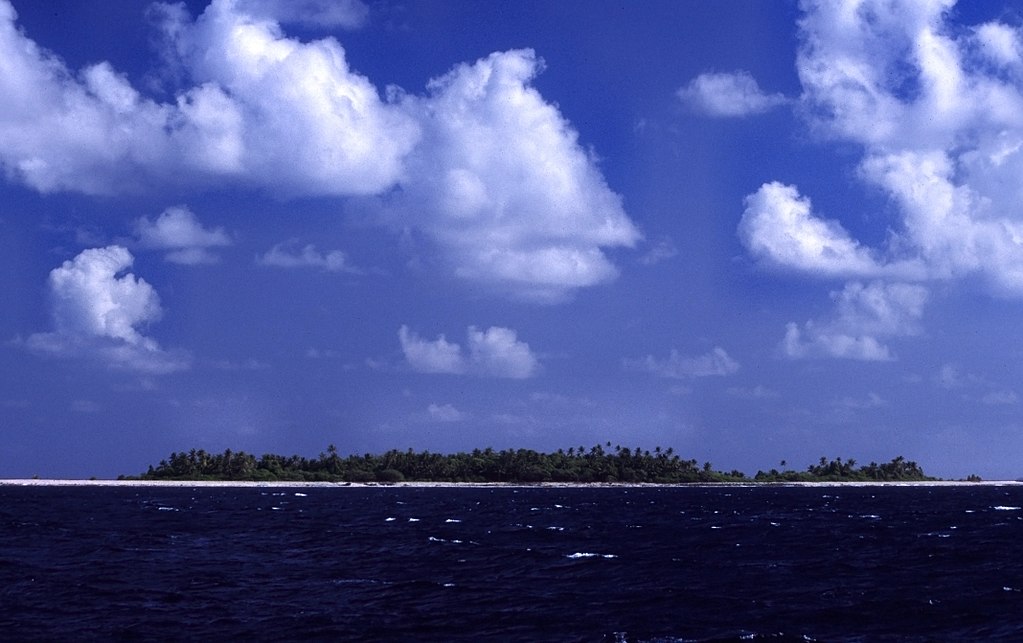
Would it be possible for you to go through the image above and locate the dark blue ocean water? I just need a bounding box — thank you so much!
[1,484,1022,641]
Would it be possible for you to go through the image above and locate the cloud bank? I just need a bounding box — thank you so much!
[715,0,1023,357]
[738,0,1023,295]
[399,325,539,379]
[0,0,638,301]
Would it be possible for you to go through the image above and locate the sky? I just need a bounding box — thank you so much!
[3,0,1023,479]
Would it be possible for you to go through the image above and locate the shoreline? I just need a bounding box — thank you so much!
[2,479,1022,488]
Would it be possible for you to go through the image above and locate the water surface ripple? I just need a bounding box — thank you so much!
[1,486,1021,641]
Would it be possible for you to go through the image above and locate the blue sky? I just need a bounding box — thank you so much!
[3,0,1023,479]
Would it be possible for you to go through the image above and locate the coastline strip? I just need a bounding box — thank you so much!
[2,479,1022,488]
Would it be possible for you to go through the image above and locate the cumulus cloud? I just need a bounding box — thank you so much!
[466,326,539,379]
[976,22,1023,67]
[0,2,638,300]
[0,23,161,193]
[783,281,928,361]
[134,205,230,264]
[677,70,788,117]
[398,325,538,379]
[723,0,1023,357]
[258,241,354,272]
[0,0,414,195]
[380,49,641,301]
[156,0,420,195]
[398,326,465,375]
[739,0,1023,298]
[24,246,189,373]
[739,182,921,278]
[625,346,739,379]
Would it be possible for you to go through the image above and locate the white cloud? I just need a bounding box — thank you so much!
[739,0,1023,297]
[0,19,168,194]
[625,346,739,379]
[398,325,538,379]
[243,0,370,29]
[45,247,162,344]
[427,403,467,422]
[25,246,189,373]
[381,49,641,301]
[259,241,354,272]
[858,149,1023,295]
[156,0,419,196]
[0,0,417,195]
[0,2,639,301]
[398,326,466,375]
[783,281,928,361]
[728,1,1023,356]
[677,71,788,117]
[975,22,1022,67]
[135,205,230,264]
[739,182,921,279]
[466,326,539,379]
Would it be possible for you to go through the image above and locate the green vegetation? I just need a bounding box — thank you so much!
[752,456,932,482]
[123,445,935,484]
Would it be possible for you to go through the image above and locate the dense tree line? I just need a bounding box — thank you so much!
[752,455,932,482]
[124,445,934,483]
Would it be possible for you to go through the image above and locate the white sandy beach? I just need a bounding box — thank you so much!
[2,479,1021,488]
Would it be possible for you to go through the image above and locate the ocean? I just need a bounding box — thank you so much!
[1,484,1022,641]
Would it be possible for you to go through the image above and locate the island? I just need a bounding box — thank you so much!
[122,444,946,484]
